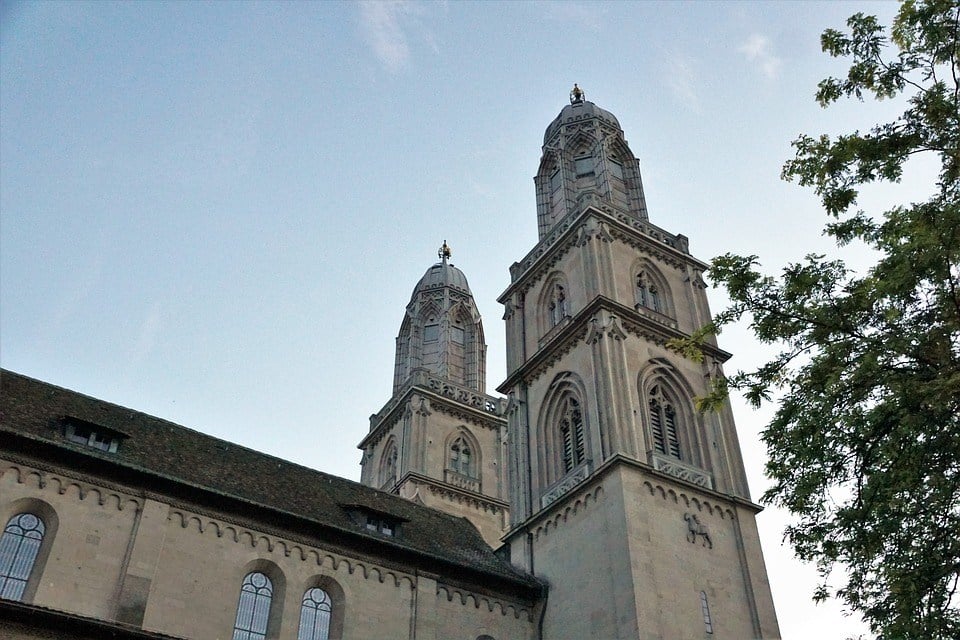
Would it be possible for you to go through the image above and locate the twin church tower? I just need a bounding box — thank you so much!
[359,88,780,637]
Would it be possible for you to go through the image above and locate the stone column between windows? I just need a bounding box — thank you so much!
[410,574,440,640]
[588,312,622,459]
[608,317,639,459]
[409,396,429,473]
[579,220,603,301]
[506,385,531,525]
[113,498,170,626]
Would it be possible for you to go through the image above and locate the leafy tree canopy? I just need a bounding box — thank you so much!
[672,1,959,637]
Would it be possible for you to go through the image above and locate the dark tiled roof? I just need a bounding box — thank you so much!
[0,370,540,596]
[0,599,186,639]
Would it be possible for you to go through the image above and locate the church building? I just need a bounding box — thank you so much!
[0,89,781,639]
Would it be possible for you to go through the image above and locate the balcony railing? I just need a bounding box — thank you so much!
[540,461,591,509]
[444,469,481,493]
[651,454,713,490]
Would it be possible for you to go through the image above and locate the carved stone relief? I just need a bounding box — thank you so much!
[684,512,713,549]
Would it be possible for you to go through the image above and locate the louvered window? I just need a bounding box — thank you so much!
[648,386,682,460]
[449,437,473,477]
[636,272,663,313]
[559,397,585,472]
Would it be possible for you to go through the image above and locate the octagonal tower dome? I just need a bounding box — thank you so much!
[535,85,649,240]
[409,257,473,303]
[393,242,487,394]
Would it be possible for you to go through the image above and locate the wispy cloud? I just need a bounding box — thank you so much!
[130,300,162,366]
[545,1,606,33]
[358,1,422,73]
[739,34,782,79]
[665,55,701,112]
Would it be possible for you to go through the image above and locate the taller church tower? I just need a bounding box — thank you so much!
[498,87,781,638]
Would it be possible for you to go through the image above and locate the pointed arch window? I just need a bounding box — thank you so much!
[381,443,398,489]
[608,158,624,180]
[548,284,568,327]
[558,396,585,472]
[649,385,682,459]
[451,321,465,345]
[233,572,273,640]
[449,436,474,477]
[636,271,662,313]
[550,167,562,193]
[575,156,594,177]
[298,587,332,640]
[0,513,45,601]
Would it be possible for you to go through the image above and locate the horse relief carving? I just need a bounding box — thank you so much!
[684,512,713,549]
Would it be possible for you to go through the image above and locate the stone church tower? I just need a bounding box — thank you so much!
[497,87,781,638]
[359,243,509,547]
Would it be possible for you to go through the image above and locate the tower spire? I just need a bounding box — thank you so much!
[569,83,584,104]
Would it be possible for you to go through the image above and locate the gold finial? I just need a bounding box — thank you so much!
[570,83,584,104]
[438,240,452,262]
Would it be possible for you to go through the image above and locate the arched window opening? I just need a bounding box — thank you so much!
[451,320,465,345]
[382,444,398,489]
[233,572,273,640]
[549,167,562,193]
[298,587,332,640]
[700,591,714,634]
[0,513,45,601]
[449,437,473,477]
[649,385,682,460]
[558,397,585,472]
[636,272,662,313]
[575,156,594,177]
[548,284,568,327]
[608,158,624,180]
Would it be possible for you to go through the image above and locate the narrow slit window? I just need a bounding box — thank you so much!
[558,396,585,473]
[700,591,713,634]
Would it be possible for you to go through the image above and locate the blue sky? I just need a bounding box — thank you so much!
[2,1,931,637]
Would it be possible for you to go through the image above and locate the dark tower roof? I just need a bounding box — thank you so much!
[543,99,622,146]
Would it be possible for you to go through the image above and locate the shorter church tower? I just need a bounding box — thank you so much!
[359,243,509,546]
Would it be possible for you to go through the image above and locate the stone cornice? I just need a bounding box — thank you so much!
[0,438,539,598]
[499,202,709,302]
[401,471,510,512]
[361,374,507,450]
[497,296,731,392]
[502,454,763,543]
